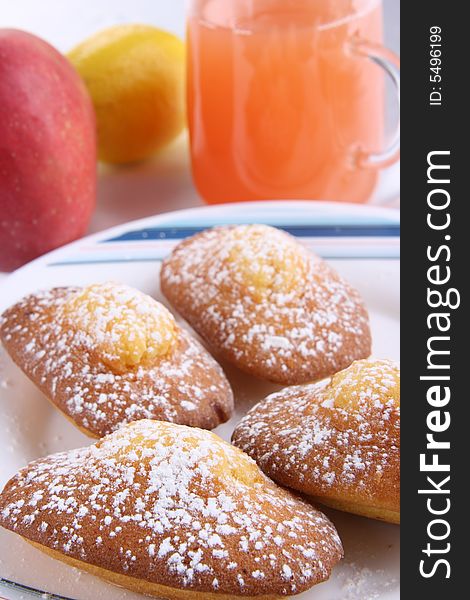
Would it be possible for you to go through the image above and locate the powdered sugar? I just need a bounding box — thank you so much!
[63,283,177,372]
[0,420,343,596]
[161,225,371,385]
[0,288,234,437]
[232,360,400,504]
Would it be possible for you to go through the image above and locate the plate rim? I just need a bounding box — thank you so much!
[1,200,400,294]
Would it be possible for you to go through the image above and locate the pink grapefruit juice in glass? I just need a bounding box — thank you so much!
[187,0,400,204]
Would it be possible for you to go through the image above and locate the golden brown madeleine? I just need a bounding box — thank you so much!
[0,283,233,437]
[161,225,371,385]
[232,359,400,524]
[0,420,343,599]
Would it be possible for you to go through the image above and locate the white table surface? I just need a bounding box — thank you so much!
[0,0,400,282]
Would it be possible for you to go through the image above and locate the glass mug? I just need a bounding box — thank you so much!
[187,0,400,204]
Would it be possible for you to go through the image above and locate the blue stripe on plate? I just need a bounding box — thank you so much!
[0,577,75,600]
[104,224,400,243]
[48,254,399,267]
[110,211,400,229]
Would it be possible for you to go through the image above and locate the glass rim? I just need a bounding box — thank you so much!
[187,0,382,34]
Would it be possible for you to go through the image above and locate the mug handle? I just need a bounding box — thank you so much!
[350,40,400,169]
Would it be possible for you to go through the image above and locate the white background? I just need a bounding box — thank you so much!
[0,0,400,54]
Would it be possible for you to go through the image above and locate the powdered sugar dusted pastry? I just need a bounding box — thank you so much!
[232,359,400,524]
[0,420,343,599]
[160,224,371,385]
[0,283,233,437]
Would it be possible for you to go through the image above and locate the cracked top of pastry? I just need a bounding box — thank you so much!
[224,225,310,301]
[63,282,176,372]
[328,359,400,410]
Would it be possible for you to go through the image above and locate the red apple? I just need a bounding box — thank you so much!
[0,29,96,271]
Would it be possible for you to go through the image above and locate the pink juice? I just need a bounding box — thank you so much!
[188,0,385,203]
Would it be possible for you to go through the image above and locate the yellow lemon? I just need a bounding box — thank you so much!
[68,24,185,164]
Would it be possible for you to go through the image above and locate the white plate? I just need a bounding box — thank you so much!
[0,201,400,600]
